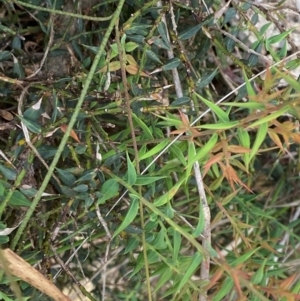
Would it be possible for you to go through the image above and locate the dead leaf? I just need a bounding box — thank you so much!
[44,127,60,137]
[0,109,14,121]
[227,145,251,153]
[220,163,252,192]
[99,61,121,73]
[268,129,284,151]
[126,54,138,66]
[0,222,21,235]
[60,124,81,143]
[203,153,224,176]
[125,64,150,77]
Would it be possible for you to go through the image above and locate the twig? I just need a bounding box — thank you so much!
[115,18,152,301]
[215,28,272,64]
[11,0,112,21]
[95,205,111,301]
[26,21,55,79]
[50,244,97,301]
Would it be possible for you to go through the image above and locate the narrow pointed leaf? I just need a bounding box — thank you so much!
[177,252,202,290]
[139,140,169,160]
[56,168,76,187]
[9,190,31,206]
[162,57,181,71]
[192,202,205,237]
[0,164,17,181]
[195,93,229,122]
[125,152,137,185]
[197,67,219,88]
[113,197,139,238]
[19,116,41,133]
[158,22,171,49]
[250,123,268,160]
[97,179,119,205]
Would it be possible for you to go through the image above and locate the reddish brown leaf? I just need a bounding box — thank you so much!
[279,273,298,291]
[268,129,284,151]
[221,164,252,192]
[227,145,251,154]
[203,152,223,176]
[60,124,81,143]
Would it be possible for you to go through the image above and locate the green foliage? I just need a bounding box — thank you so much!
[0,0,300,300]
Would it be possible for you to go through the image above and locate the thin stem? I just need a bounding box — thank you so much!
[115,19,152,301]
[11,0,112,21]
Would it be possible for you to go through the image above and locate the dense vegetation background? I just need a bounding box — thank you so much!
[0,0,300,300]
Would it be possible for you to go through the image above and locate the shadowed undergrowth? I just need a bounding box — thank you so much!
[0,0,300,300]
